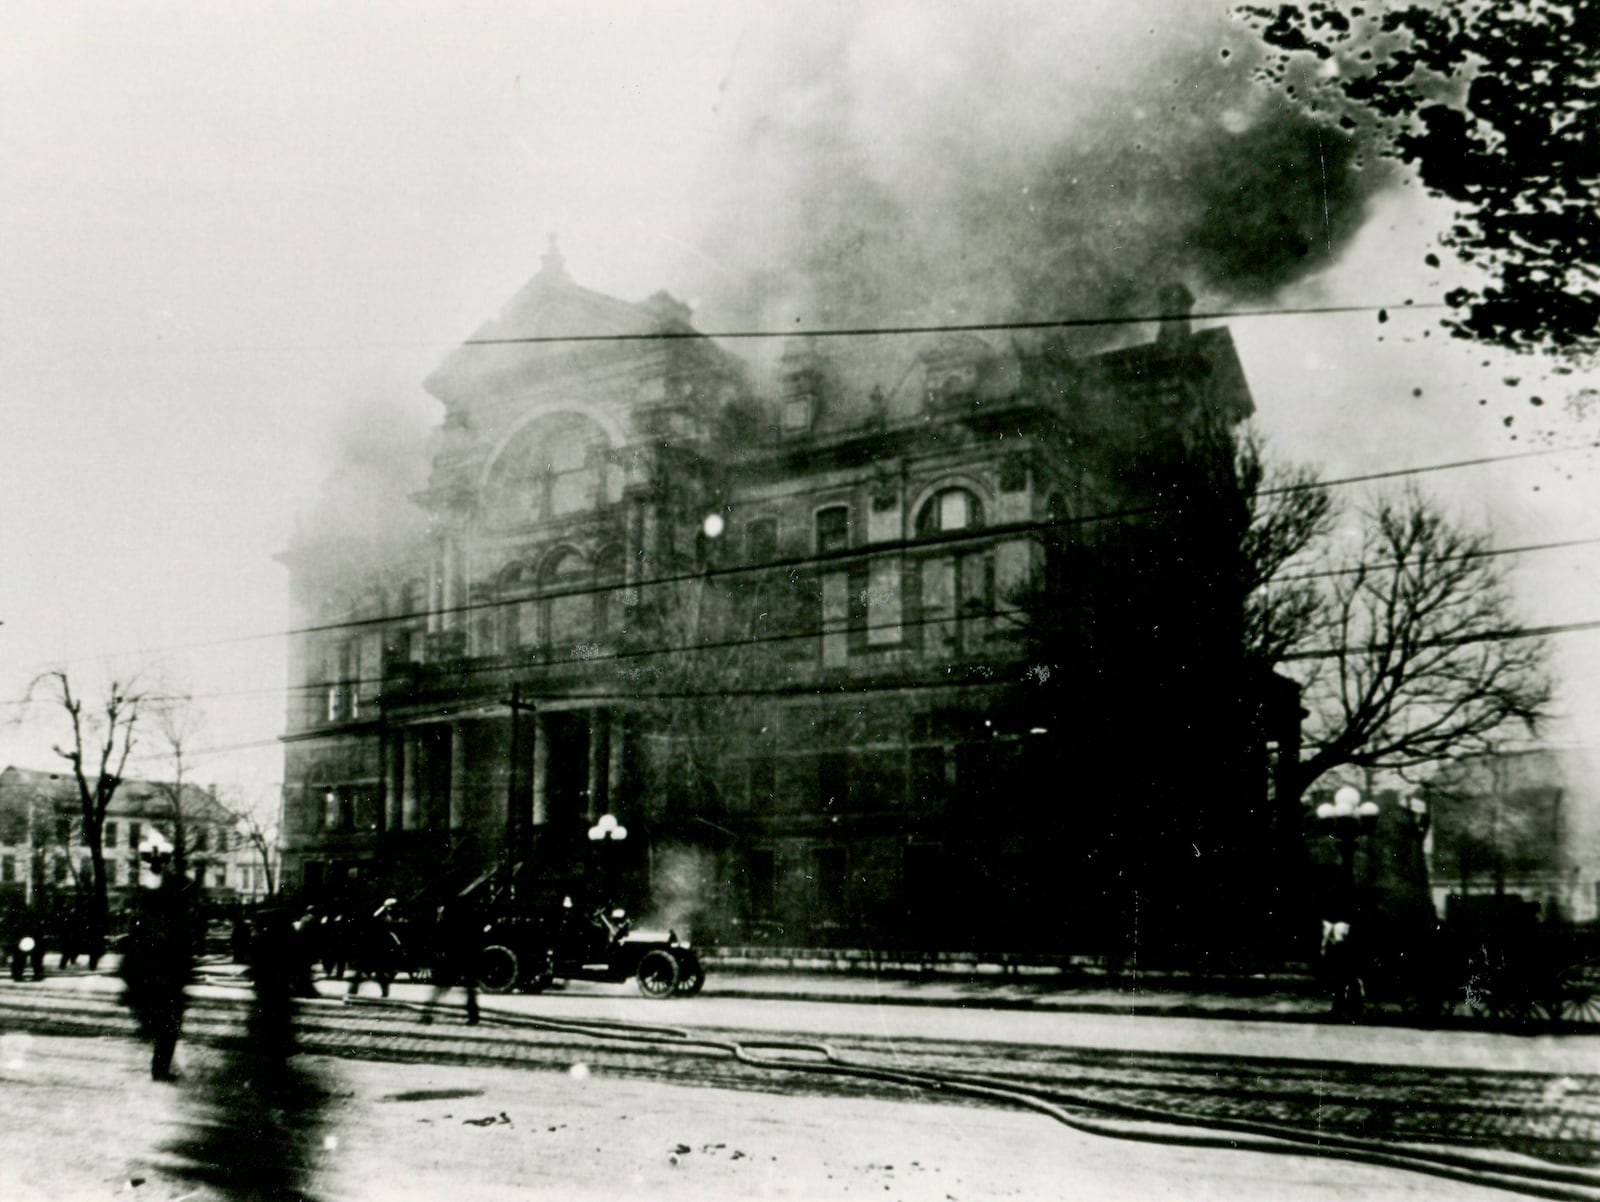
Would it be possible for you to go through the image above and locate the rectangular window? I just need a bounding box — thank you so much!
[326,686,343,722]
[745,518,779,564]
[194,827,209,853]
[745,848,776,917]
[821,573,850,668]
[1,856,13,883]
[866,558,902,645]
[105,822,118,849]
[818,752,849,812]
[107,858,119,886]
[814,846,848,910]
[940,490,972,530]
[746,749,775,810]
[999,458,1028,493]
[815,506,850,555]
[911,746,948,811]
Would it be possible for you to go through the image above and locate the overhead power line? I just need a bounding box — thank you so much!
[464,301,1445,346]
[24,437,1597,673]
[97,609,1600,766]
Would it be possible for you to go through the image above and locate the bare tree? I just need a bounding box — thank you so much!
[25,668,155,956]
[1235,431,1338,668]
[1280,487,1552,806]
[148,696,204,884]
[216,786,280,899]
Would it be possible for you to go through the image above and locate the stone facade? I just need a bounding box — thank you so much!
[279,248,1276,957]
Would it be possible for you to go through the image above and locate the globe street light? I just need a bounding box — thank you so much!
[1316,785,1380,919]
[587,812,628,904]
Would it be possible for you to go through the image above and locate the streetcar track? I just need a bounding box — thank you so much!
[3,988,1597,1169]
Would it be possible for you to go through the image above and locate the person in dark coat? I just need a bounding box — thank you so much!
[419,897,481,1026]
[6,904,46,982]
[120,867,193,1081]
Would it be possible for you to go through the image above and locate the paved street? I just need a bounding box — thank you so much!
[0,1030,1565,1202]
[3,965,1600,1199]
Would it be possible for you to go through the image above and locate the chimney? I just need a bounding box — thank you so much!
[1156,281,1196,342]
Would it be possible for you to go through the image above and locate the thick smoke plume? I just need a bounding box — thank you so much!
[291,395,433,589]
[687,0,1390,347]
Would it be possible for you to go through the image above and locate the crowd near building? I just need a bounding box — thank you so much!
[277,244,1305,960]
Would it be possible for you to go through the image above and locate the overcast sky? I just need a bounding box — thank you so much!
[2,0,1595,805]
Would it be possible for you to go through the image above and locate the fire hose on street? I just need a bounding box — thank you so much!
[344,995,1600,1202]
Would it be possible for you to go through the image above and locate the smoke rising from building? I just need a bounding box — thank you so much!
[685,1,1391,346]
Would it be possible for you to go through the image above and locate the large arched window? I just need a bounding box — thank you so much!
[542,548,591,649]
[915,487,984,537]
[482,412,614,527]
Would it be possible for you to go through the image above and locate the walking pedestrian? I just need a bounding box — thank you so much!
[344,897,401,998]
[120,866,193,1081]
[419,896,481,1026]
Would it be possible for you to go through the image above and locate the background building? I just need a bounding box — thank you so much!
[0,765,266,914]
[279,248,1284,961]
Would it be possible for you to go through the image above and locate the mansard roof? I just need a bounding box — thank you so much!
[0,765,232,823]
[423,238,700,412]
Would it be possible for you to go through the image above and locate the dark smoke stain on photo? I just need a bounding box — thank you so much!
[687,1,1390,350]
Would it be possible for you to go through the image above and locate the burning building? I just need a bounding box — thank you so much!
[278,241,1292,961]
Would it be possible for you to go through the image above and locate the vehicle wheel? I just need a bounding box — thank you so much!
[1557,962,1600,1025]
[672,951,704,997]
[636,949,680,998]
[476,944,520,993]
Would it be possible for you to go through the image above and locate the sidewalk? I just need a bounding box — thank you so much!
[30,953,1332,1022]
[702,958,1329,1021]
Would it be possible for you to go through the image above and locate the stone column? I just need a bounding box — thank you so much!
[607,709,626,815]
[586,711,606,822]
[441,538,463,633]
[383,730,403,833]
[426,544,444,634]
[401,731,421,830]
[531,712,549,827]
[449,721,468,831]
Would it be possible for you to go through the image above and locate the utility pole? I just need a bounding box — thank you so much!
[502,687,539,893]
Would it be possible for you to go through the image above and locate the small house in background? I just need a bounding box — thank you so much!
[0,765,272,913]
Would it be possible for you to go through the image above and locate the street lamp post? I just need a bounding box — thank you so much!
[587,812,628,903]
[1315,785,1380,920]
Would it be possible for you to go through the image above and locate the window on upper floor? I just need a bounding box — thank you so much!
[105,821,118,849]
[815,506,850,555]
[483,412,614,527]
[543,548,592,649]
[745,518,779,564]
[915,488,984,537]
[999,458,1028,493]
[594,545,628,637]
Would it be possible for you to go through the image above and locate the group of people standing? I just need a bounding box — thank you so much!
[117,881,485,1081]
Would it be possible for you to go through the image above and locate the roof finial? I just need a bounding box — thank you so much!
[540,233,568,280]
